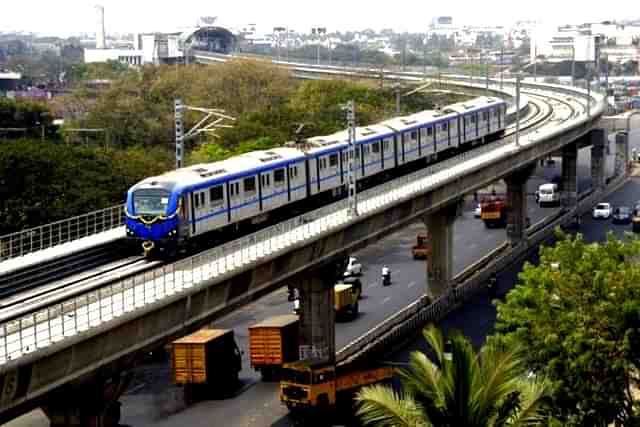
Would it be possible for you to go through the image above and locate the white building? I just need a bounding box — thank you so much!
[84,48,143,65]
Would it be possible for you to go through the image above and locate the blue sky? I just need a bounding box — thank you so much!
[2,0,635,36]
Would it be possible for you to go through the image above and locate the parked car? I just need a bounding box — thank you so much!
[592,203,612,219]
[343,256,362,277]
[612,206,632,224]
[474,203,482,218]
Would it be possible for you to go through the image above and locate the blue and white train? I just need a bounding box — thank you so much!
[125,96,507,255]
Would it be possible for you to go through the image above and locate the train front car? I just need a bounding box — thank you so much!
[125,179,181,256]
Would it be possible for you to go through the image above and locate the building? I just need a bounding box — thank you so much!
[84,26,236,65]
[84,48,143,65]
[0,71,20,96]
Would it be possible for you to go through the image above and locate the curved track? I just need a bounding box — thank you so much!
[0,89,580,317]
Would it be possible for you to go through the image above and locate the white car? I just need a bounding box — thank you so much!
[592,203,612,219]
[474,203,482,218]
[344,256,362,277]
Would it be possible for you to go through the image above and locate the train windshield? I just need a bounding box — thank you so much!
[133,189,171,216]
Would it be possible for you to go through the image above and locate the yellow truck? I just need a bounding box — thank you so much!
[280,359,394,411]
[172,329,242,400]
[249,314,300,381]
[334,283,360,319]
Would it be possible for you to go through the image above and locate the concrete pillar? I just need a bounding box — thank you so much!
[591,128,607,191]
[425,202,460,300]
[505,165,535,246]
[43,371,131,427]
[615,131,629,177]
[561,143,578,210]
[297,263,339,364]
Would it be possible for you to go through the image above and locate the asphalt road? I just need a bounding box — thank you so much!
[5,142,631,427]
[114,148,597,427]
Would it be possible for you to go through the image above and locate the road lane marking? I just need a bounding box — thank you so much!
[382,297,391,304]
[367,282,377,289]
[407,281,416,288]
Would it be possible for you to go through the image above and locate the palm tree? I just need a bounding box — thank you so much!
[356,326,550,427]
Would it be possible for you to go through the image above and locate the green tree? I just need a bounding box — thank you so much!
[356,326,550,427]
[493,230,640,426]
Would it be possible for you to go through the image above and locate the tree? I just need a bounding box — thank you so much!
[356,325,550,427]
[493,230,640,426]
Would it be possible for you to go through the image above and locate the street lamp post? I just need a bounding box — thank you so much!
[312,27,326,65]
[273,27,286,62]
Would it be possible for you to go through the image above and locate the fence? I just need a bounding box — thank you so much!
[0,205,125,262]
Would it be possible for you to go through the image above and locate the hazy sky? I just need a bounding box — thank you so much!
[1,0,635,36]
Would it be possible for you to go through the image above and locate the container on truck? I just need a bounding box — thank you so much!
[249,314,300,381]
[172,328,241,400]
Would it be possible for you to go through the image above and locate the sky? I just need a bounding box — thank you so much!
[1,0,636,36]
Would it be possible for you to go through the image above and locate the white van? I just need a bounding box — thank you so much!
[537,183,560,206]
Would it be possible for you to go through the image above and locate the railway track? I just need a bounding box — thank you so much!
[0,240,136,299]
[0,85,581,313]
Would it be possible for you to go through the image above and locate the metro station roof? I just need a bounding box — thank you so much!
[178,26,236,47]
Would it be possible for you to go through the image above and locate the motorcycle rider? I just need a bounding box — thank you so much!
[291,288,300,314]
[381,265,391,285]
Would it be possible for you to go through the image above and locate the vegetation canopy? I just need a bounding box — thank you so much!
[493,230,640,426]
[356,325,550,427]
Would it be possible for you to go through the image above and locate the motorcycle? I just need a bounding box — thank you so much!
[382,273,391,286]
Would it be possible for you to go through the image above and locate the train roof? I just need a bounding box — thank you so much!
[443,96,504,114]
[130,147,306,193]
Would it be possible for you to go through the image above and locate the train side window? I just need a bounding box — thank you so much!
[194,193,200,208]
[210,186,223,206]
[426,127,433,136]
[274,168,285,186]
[230,182,239,196]
[372,142,380,153]
[471,115,476,124]
[244,177,256,193]
[410,131,417,140]
[442,122,448,131]
[199,192,205,206]
[329,154,338,167]
[383,139,390,151]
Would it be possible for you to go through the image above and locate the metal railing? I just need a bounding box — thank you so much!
[0,205,125,262]
[0,86,598,365]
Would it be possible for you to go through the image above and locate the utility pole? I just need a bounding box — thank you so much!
[423,34,427,75]
[345,101,358,217]
[485,58,489,94]
[175,99,184,169]
[174,99,236,169]
[515,74,521,147]
[533,46,537,82]
[500,46,504,90]
[587,69,591,118]
[401,36,406,72]
[571,45,576,87]
[394,83,401,114]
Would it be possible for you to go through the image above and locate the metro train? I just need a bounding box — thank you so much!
[125,96,508,256]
